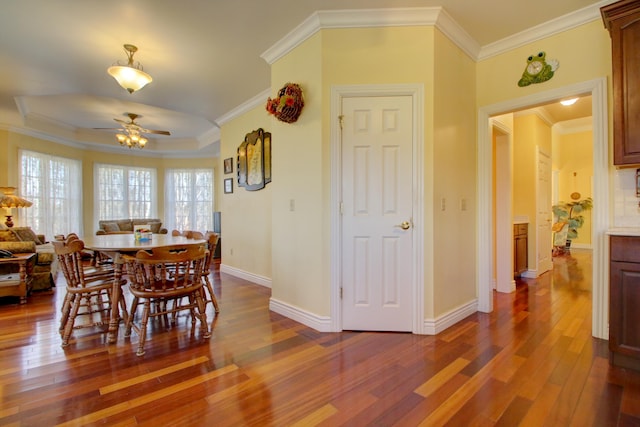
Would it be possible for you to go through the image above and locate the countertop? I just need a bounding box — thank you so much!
[606,228,640,236]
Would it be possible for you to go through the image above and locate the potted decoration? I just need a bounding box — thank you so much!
[552,197,593,252]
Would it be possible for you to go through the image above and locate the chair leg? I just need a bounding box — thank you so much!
[118,288,129,325]
[203,276,220,313]
[136,300,151,356]
[194,290,210,338]
[61,294,82,347]
[59,292,74,333]
[125,296,139,337]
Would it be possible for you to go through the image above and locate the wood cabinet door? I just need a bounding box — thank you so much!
[610,260,640,357]
[602,1,640,165]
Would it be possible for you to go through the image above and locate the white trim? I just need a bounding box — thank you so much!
[260,3,608,66]
[219,264,272,288]
[477,77,609,339]
[423,300,478,335]
[215,88,271,126]
[269,298,333,332]
[261,8,479,65]
[478,0,612,60]
[492,119,515,294]
[331,83,425,334]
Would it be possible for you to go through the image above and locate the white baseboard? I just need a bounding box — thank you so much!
[219,264,272,288]
[219,265,477,336]
[522,269,537,279]
[269,298,333,332]
[423,300,478,335]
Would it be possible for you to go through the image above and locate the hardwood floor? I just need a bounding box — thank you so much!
[1,250,639,426]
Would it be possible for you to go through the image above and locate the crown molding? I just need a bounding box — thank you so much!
[260,7,480,64]
[261,2,613,66]
[478,0,613,60]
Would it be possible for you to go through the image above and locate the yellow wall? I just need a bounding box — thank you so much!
[477,21,611,109]
[322,26,437,317]
[270,32,326,312]
[555,130,593,245]
[432,29,477,316]
[219,106,273,280]
[1,131,216,237]
[261,25,477,320]
[513,113,552,267]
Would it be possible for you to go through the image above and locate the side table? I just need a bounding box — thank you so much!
[0,253,35,304]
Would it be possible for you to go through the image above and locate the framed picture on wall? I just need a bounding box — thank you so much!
[224,157,233,174]
[237,128,271,191]
[224,178,233,194]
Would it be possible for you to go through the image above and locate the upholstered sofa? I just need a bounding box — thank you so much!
[0,226,56,292]
[96,219,167,235]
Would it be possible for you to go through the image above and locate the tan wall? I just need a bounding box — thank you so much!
[1,131,216,237]
[555,130,593,245]
[219,106,273,280]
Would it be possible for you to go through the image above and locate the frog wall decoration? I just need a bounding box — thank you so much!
[517,51,559,87]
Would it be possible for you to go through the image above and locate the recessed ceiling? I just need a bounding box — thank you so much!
[0,0,611,155]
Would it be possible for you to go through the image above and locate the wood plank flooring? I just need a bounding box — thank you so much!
[1,250,639,426]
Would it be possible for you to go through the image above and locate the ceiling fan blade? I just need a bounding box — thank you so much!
[142,129,171,136]
[93,127,123,131]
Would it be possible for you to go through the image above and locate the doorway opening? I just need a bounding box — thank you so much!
[478,78,609,340]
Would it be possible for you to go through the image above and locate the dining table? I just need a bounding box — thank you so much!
[82,233,206,343]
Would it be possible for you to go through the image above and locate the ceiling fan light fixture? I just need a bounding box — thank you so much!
[108,44,152,94]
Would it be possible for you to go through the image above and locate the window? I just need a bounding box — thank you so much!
[165,169,214,232]
[95,164,157,220]
[20,150,82,237]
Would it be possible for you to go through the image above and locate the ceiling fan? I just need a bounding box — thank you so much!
[95,112,171,136]
[94,112,170,149]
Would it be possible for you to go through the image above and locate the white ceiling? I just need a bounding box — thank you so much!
[0,0,607,156]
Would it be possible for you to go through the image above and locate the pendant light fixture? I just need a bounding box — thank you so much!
[107,44,152,94]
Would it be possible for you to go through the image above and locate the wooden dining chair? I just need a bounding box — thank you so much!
[201,232,220,313]
[171,230,194,238]
[53,239,128,347]
[123,244,210,356]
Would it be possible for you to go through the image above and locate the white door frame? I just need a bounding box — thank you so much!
[330,84,425,333]
[492,120,515,293]
[477,77,610,339]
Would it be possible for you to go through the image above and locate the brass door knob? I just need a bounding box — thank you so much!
[396,221,411,230]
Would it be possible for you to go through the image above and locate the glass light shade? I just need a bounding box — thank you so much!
[560,98,578,106]
[107,65,152,94]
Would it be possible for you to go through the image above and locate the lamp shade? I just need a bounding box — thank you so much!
[0,187,32,208]
[107,65,152,94]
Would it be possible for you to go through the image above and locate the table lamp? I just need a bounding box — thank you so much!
[0,187,32,228]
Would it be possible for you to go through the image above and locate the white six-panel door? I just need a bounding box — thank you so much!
[341,95,414,331]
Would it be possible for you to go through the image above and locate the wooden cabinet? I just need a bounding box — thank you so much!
[602,0,640,165]
[514,223,528,278]
[609,235,640,370]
